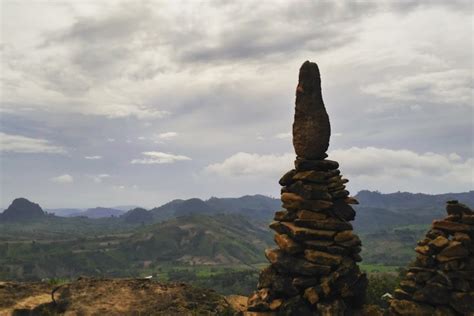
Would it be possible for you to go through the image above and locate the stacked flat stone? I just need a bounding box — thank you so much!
[247,159,367,315]
[247,61,367,315]
[389,201,474,316]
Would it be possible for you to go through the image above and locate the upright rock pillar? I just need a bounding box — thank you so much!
[247,61,367,315]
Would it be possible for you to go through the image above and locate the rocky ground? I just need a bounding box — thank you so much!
[0,278,243,315]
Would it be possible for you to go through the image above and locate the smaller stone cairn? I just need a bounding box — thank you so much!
[247,61,367,315]
[389,201,474,316]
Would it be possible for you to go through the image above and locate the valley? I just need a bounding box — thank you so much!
[1,191,473,301]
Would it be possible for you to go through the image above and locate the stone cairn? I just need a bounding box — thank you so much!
[389,201,474,316]
[247,61,367,315]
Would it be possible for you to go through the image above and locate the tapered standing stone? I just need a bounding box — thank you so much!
[293,61,330,160]
[247,61,368,315]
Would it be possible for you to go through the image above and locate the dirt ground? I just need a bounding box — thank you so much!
[0,278,243,315]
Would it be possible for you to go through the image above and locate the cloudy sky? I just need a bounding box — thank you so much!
[1,0,472,209]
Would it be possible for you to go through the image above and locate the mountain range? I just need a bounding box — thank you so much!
[1,190,473,281]
[2,191,474,230]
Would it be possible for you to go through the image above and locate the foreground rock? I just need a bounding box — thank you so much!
[0,278,237,315]
[389,201,474,315]
[247,61,367,315]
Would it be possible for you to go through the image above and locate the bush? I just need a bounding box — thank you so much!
[366,273,400,307]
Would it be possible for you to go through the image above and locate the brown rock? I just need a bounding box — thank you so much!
[272,221,337,241]
[429,235,449,250]
[433,306,457,316]
[226,295,248,313]
[331,190,350,199]
[328,185,346,193]
[332,199,356,221]
[437,241,469,262]
[274,234,302,254]
[257,266,299,297]
[393,289,412,300]
[247,288,272,311]
[450,291,474,314]
[292,61,331,160]
[285,181,332,200]
[304,240,348,255]
[304,249,343,266]
[281,192,333,211]
[413,271,434,283]
[268,299,283,311]
[432,220,472,233]
[453,232,471,244]
[296,210,328,221]
[352,253,362,262]
[292,170,329,184]
[273,210,297,222]
[446,270,474,281]
[294,218,352,231]
[399,279,418,293]
[294,158,339,172]
[353,305,384,316]
[415,254,435,267]
[334,230,354,242]
[336,236,361,248]
[257,266,276,289]
[439,259,464,271]
[389,299,435,316]
[413,282,450,304]
[303,286,320,305]
[446,201,472,216]
[452,278,470,292]
[344,196,359,205]
[280,192,304,203]
[415,245,433,256]
[316,299,346,316]
[279,169,296,186]
[278,295,314,316]
[265,248,331,276]
[462,214,474,224]
[292,277,320,289]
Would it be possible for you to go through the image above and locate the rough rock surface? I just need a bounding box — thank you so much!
[388,201,474,315]
[292,61,330,160]
[248,61,367,315]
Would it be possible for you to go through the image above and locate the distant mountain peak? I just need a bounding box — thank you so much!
[1,197,45,221]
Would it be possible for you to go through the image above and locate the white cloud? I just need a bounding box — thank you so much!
[204,152,294,177]
[89,174,110,183]
[84,155,102,160]
[204,148,473,193]
[157,132,178,139]
[131,151,191,164]
[362,69,472,107]
[275,132,291,139]
[331,147,473,182]
[332,147,473,193]
[51,174,74,183]
[0,132,66,154]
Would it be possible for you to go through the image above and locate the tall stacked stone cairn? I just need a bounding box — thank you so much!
[247,61,367,315]
[389,201,474,316]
